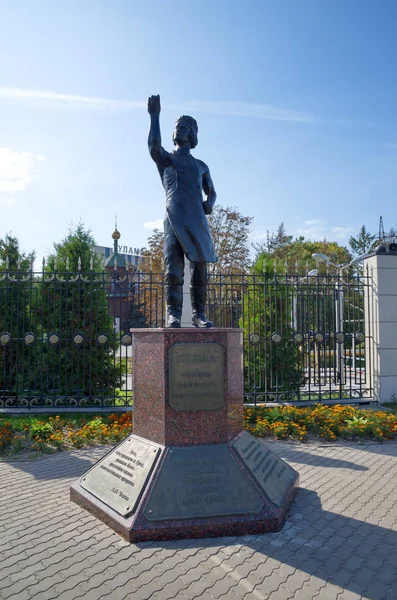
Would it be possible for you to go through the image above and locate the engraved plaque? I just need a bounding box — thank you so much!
[169,343,224,411]
[144,444,263,521]
[233,432,298,507]
[81,435,160,517]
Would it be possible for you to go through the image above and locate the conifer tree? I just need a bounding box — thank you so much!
[0,234,35,404]
[35,223,121,406]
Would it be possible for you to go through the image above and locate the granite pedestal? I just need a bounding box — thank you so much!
[71,328,299,542]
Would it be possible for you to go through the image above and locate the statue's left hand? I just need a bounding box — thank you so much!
[203,200,212,215]
[148,94,161,115]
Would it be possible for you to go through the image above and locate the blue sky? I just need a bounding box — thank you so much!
[1,0,397,263]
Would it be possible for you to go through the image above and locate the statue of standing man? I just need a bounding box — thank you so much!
[147,94,218,328]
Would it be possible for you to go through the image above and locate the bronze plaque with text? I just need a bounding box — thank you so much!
[232,432,298,507]
[144,444,263,521]
[169,343,224,411]
[80,435,161,517]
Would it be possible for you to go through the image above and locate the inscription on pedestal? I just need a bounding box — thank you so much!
[81,435,160,517]
[233,432,297,507]
[144,444,263,521]
[169,343,224,411]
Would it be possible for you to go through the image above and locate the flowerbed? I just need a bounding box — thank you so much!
[1,404,397,458]
[244,404,397,442]
[0,413,132,458]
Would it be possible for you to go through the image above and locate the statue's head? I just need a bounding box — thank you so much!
[172,115,198,149]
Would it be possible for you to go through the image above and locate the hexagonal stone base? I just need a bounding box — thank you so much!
[70,431,299,542]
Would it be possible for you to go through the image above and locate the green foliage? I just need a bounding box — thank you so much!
[241,273,304,399]
[0,233,35,270]
[31,222,121,399]
[244,404,397,442]
[253,223,352,274]
[46,222,102,271]
[141,228,164,272]
[30,422,53,441]
[349,225,378,257]
[0,413,132,457]
[208,206,253,273]
[0,234,36,395]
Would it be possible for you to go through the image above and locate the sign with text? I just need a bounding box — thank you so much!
[232,432,298,507]
[81,435,161,517]
[169,343,224,411]
[144,445,262,521]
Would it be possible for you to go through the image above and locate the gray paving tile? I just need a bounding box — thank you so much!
[1,441,397,600]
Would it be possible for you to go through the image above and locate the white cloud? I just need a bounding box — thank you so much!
[293,220,355,242]
[295,219,327,239]
[304,219,326,227]
[0,86,145,110]
[0,147,45,203]
[249,230,268,241]
[331,226,355,240]
[143,219,163,231]
[173,100,317,123]
[0,86,316,123]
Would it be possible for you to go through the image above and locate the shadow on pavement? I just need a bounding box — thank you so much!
[273,447,368,470]
[3,446,396,598]
[331,441,397,459]
[149,488,396,600]
[1,446,110,480]
[264,438,397,465]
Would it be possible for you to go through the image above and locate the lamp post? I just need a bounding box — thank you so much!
[311,253,369,387]
[311,253,369,275]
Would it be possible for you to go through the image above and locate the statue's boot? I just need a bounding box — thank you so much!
[166,285,182,328]
[191,286,213,328]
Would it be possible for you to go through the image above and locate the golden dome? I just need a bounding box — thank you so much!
[112,227,121,240]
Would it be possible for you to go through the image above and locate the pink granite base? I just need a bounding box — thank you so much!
[130,328,244,446]
[70,432,299,543]
[70,328,300,542]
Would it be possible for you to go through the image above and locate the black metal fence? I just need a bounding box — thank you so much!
[0,268,372,410]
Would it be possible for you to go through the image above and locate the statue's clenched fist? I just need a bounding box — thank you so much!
[147,94,161,115]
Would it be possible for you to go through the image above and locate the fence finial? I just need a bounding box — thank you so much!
[42,256,45,269]
[90,255,94,271]
[66,256,70,271]
[5,256,9,270]
[77,257,82,271]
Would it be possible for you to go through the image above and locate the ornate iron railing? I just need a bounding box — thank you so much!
[0,268,372,410]
[206,271,372,403]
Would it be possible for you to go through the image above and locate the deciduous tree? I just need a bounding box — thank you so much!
[208,206,253,274]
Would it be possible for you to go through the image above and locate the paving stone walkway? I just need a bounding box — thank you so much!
[1,440,397,600]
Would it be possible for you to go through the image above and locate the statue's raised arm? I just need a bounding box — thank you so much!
[147,94,170,168]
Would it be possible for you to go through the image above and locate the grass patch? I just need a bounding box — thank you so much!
[383,402,397,414]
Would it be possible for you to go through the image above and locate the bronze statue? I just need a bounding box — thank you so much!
[147,94,218,328]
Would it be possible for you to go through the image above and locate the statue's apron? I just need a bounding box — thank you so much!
[161,152,217,263]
